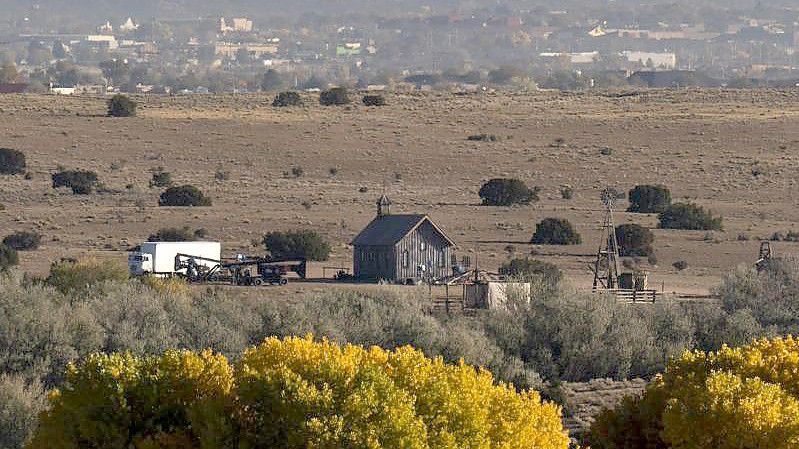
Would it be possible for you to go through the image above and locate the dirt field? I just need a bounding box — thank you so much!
[2,89,799,295]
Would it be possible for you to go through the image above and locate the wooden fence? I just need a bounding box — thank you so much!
[432,296,466,313]
[593,289,658,303]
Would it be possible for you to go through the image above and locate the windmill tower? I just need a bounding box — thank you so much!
[592,188,622,290]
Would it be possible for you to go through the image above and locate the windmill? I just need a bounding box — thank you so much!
[592,188,623,290]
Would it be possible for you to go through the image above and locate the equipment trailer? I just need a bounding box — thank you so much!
[174,253,307,286]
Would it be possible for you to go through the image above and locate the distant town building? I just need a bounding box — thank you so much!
[622,51,677,69]
[98,21,114,34]
[221,17,254,33]
[120,18,139,32]
[336,42,362,56]
[84,35,119,50]
[214,42,278,59]
[540,51,599,64]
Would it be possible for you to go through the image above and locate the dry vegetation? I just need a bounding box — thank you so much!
[2,90,799,294]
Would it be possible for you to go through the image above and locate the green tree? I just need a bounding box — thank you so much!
[499,258,563,284]
[615,224,655,257]
[51,170,99,195]
[628,185,672,213]
[362,94,386,106]
[531,218,582,245]
[159,185,212,207]
[488,65,521,85]
[99,59,131,85]
[107,94,137,117]
[479,178,539,206]
[236,47,251,64]
[272,91,302,107]
[261,69,284,91]
[52,41,67,59]
[659,203,722,231]
[319,87,350,106]
[0,148,26,175]
[3,231,41,251]
[263,230,331,261]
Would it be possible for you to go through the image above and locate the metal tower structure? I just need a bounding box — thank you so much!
[592,188,622,290]
[756,241,772,272]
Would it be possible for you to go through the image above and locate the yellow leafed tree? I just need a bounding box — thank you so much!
[589,336,799,449]
[29,337,568,449]
[235,336,568,449]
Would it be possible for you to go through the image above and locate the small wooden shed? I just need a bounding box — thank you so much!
[352,196,455,283]
[464,282,531,310]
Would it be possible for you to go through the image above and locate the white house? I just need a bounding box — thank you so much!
[622,51,677,69]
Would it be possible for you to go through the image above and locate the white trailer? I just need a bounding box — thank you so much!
[128,241,222,277]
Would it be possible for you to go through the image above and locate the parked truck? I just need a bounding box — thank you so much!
[128,241,222,277]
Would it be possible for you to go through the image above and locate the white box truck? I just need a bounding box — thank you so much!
[128,241,222,277]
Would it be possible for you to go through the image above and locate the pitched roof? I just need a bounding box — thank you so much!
[352,214,455,247]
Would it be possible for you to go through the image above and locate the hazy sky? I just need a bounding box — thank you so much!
[1,0,787,26]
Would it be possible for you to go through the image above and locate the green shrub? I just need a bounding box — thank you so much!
[586,385,667,449]
[0,148,26,175]
[319,87,350,106]
[468,134,499,142]
[149,168,172,188]
[615,224,654,257]
[499,258,563,284]
[3,231,41,251]
[51,170,99,195]
[479,178,539,206]
[658,203,722,231]
[214,168,230,181]
[362,94,386,106]
[147,227,199,242]
[107,94,137,117]
[46,258,129,294]
[532,218,582,245]
[159,185,212,207]
[628,185,672,213]
[263,230,331,261]
[0,244,18,271]
[272,91,302,107]
[0,375,46,449]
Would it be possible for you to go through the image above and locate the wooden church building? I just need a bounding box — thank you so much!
[352,196,456,283]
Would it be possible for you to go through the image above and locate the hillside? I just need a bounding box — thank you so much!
[1,89,799,294]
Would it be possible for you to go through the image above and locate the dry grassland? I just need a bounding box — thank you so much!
[2,89,799,295]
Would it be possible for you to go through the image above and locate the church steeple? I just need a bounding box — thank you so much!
[377,195,391,217]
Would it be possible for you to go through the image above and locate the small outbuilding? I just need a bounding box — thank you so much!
[352,196,455,283]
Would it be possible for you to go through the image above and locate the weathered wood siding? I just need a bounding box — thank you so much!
[354,245,396,281]
[394,221,451,281]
